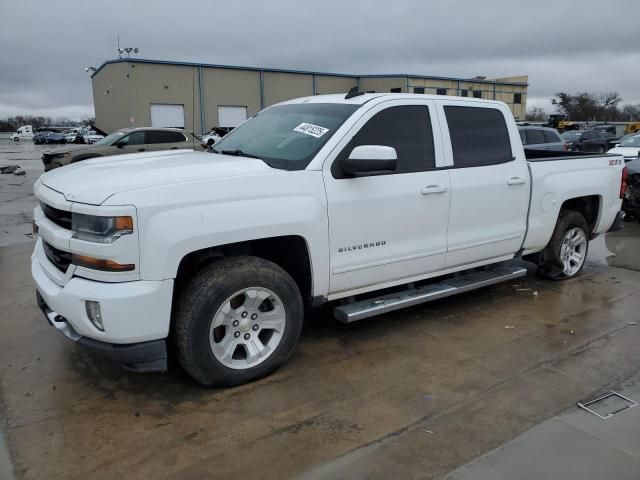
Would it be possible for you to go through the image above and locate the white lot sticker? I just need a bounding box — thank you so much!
[293,123,329,138]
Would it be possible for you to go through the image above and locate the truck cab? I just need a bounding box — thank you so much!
[9,125,34,141]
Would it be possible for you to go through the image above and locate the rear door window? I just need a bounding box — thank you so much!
[444,106,513,167]
[525,129,546,145]
[146,130,187,144]
[333,105,436,178]
[543,130,561,143]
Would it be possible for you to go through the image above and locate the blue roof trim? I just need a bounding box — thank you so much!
[91,58,528,86]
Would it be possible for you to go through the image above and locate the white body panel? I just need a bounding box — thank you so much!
[31,93,624,346]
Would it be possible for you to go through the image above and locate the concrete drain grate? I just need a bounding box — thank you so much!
[578,391,638,420]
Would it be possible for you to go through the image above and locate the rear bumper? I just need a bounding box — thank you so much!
[36,291,167,372]
[607,211,626,232]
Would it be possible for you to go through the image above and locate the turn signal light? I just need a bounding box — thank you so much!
[72,254,135,272]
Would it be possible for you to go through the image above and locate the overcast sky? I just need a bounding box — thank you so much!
[1,0,638,119]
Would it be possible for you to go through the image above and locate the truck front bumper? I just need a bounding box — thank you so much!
[32,253,173,372]
[36,291,167,372]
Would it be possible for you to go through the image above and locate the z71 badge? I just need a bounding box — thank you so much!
[338,241,386,253]
[609,159,622,166]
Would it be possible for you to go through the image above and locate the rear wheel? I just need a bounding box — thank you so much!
[597,146,605,153]
[538,210,589,280]
[174,256,304,386]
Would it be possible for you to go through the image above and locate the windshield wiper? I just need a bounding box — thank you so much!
[215,148,263,160]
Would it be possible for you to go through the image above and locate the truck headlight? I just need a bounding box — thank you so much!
[72,213,133,243]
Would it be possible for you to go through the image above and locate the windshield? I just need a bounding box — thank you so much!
[212,103,359,170]
[561,131,582,141]
[95,130,127,146]
[620,135,640,148]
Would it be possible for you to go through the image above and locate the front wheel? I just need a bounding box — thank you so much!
[538,210,589,280]
[174,256,304,386]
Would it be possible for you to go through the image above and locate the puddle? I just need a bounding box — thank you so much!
[587,222,640,272]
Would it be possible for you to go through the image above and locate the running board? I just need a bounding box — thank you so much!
[333,263,528,323]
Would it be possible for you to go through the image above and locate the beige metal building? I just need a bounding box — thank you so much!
[91,58,528,134]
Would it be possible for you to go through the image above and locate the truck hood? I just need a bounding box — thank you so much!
[40,150,276,205]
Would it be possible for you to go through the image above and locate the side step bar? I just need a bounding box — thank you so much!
[333,263,527,323]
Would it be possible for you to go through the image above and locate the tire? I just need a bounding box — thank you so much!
[174,256,304,386]
[597,146,605,154]
[538,210,590,280]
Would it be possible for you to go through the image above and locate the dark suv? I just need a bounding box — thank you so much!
[560,130,609,153]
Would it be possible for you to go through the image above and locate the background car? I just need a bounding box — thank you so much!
[608,134,640,162]
[43,132,66,144]
[32,131,53,144]
[608,132,638,150]
[560,130,609,153]
[518,126,566,151]
[83,130,104,144]
[623,157,640,221]
[42,127,204,171]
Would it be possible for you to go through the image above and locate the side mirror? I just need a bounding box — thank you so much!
[115,140,127,148]
[341,145,397,176]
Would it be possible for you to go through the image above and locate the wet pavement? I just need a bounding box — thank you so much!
[1,140,640,479]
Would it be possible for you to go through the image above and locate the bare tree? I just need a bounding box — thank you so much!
[525,106,547,122]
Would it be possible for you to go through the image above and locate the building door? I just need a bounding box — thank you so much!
[218,106,247,128]
[150,104,185,128]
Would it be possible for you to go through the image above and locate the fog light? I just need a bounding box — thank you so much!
[85,301,104,331]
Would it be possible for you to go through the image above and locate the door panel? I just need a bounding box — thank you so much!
[325,171,450,293]
[445,162,529,267]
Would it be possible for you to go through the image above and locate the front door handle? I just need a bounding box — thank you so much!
[137,148,146,152]
[507,177,527,185]
[421,185,448,195]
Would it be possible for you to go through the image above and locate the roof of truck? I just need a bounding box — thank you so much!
[278,93,506,107]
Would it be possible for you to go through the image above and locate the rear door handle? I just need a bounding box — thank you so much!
[137,148,146,152]
[507,177,527,185]
[421,185,448,195]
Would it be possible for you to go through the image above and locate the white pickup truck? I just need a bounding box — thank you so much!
[32,93,627,386]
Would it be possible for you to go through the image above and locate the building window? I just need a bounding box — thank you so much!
[436,88,447,95]
[514,93,522,104]
[413,87,425,94]
[460,89,468,97]
[473,90,482,99]
[390,87,402,93]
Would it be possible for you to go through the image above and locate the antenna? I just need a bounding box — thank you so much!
[345,86,365,100]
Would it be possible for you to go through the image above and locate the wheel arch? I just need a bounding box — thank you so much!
[173,235,315,307]
[559,195,601,238]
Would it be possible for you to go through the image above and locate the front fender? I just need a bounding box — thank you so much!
[119,171,330,297]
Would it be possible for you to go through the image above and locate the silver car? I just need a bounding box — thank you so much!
[518,126,566,151]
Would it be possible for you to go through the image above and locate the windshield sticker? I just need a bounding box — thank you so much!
[293,123,329,138]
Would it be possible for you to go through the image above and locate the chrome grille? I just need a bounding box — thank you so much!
[41,202,71,230]
[43,241,71,273]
